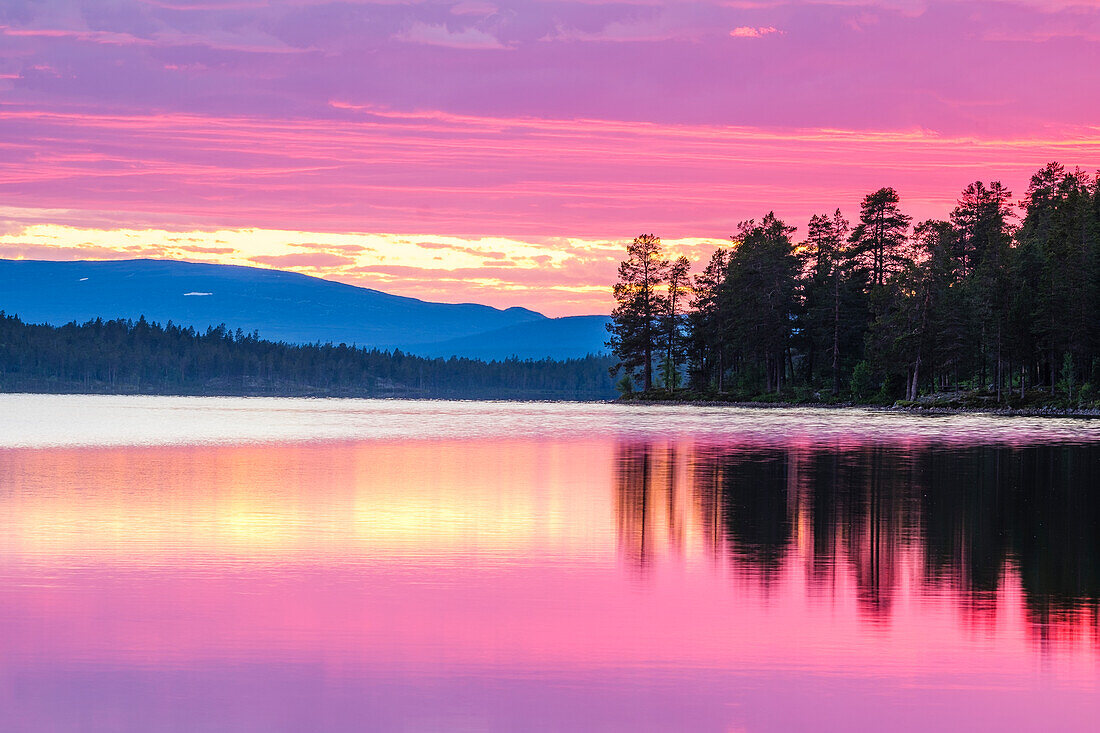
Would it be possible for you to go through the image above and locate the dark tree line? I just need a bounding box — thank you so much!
[0,313,616,400]
[608,163,1100,406]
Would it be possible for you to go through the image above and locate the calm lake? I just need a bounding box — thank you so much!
[1,395,1098,731]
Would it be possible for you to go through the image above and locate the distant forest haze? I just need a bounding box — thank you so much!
[608,163,1100,408]
[0,314,616,400]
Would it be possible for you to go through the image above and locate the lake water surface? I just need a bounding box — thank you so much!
[1,395,1098,731]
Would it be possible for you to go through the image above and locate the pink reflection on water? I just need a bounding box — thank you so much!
[0,435,1097,731]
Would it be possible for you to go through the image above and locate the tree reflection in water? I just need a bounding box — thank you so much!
[614,440,1100,637]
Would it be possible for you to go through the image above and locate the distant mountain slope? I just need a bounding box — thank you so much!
[0,258,611,360]
[418,315,611,360]
[0,258,544,349]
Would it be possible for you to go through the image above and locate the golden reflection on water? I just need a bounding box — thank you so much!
[0,441,613,563]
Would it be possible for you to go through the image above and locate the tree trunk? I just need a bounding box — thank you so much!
[979,327,986,390]
[996,323,1003,403]
[909,355,921,402]
[832,275,841,396]
[805,341,814,390]
[786,347,795,394]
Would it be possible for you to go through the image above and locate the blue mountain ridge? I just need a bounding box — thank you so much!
[0,259,609,360]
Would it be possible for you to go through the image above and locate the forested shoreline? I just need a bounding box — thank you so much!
[0,313,616,400]
[607,162,1100,410]
[5,160,1098,409]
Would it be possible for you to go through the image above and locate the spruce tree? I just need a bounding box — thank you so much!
[849,188,912,290]
[661,256,691,391]
[607,234,669,392]
[724,214,799,394]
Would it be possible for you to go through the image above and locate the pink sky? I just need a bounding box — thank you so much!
[1,0,1098,315]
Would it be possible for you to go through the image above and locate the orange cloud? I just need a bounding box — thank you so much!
[4,105,1100,315]
[729,26,782,38]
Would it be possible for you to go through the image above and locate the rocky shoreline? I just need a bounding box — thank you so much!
[615,395,1100,418]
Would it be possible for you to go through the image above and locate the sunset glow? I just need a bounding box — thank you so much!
[2,0,1099,313]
